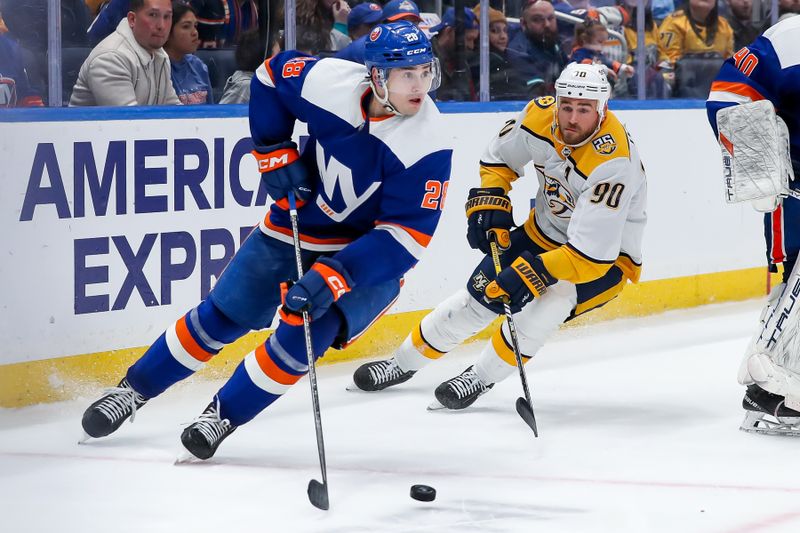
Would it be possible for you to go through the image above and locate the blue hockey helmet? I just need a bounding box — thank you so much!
[363,21,441,114]
[364,21,439,80]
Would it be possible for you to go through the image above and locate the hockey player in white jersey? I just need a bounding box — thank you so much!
[707,15,800,436]
[351,62,647,411]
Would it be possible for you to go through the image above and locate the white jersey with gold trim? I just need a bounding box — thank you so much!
[479,96,647,283]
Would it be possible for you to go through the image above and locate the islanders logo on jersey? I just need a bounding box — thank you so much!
[592,134,617,155]
[369,27,382,41]
[543,174,575,218]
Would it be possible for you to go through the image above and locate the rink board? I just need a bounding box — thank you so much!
[0,102,771,407]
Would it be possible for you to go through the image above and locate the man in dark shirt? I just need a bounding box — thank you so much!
[507,0,567,96]
[430,6,480,101]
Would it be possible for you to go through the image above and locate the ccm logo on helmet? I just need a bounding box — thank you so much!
[369,27,382,41]
[406,47,426,55]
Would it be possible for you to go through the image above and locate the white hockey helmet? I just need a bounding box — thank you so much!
[554,62,611,120]
[553,62,611,147]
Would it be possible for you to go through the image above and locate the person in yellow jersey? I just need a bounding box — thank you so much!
[349,62,648,410]
[658,0,734,65]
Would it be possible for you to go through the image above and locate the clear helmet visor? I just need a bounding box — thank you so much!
[377,58,442,97]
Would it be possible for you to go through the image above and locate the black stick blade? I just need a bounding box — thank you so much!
[308,479,329,510]
[516,397,539,437]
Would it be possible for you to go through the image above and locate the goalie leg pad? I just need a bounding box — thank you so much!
[740,258,800,410]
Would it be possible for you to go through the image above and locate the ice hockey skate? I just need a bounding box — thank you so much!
[740,384,800,437]
[428,366,494,411]
[178,398,237,462]
[80,378,149,442]
[348,358,417,392]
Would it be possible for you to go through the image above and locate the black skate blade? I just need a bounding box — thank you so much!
[516,397,539,437]
[308,479,329,510]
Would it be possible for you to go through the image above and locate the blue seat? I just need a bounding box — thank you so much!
[194,48,238,103]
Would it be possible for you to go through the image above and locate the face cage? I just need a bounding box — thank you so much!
[374,57,442,95]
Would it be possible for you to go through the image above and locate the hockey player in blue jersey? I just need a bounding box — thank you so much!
[80,20,452,459]
[706,15,800,436]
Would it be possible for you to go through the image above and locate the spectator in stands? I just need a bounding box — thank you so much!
[659,0,733,96]
[724,0,767,50]
[508,0,568,96]
[90,1,233,48]
[0,0,90,50]
[618,0,669,66]
[616,0,671,97]
[0,0,92,99]
[658,0,734,65]
[469,4,528,100]
[188,0,228,48]
[223,0,258,46]
[165,1,212,104]
[71,0,180,106]
[382,0,423,23]
[335,0,421,64]
[347,2,384,40]
[86,1,107,16]
[89,0,139,44]
[218,28,261,104]
[431,6,480,101]
[571,18,634,83]
[776,0,800,21]
[294,0,352,53]
[0,31,44,107]
[652,0,676,23]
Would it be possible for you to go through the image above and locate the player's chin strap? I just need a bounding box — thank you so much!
[369,79,403,116]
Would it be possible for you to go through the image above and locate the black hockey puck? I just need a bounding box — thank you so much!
[410,484,436,502]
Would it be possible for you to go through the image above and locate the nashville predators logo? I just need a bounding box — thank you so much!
[592,134,617,155]
[533,95,555,109]
[543,174,575,218]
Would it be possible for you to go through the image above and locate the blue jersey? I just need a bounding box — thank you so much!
[171,54,213,105]
[706,15,800,171]
[334,35,368,65]
[249,52,453,288]
[706,16,800,267]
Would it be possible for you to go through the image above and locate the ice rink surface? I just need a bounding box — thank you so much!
[2,300,799,533]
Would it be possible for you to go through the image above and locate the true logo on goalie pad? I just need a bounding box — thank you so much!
[592,134,616,155]
[764,279,800,351]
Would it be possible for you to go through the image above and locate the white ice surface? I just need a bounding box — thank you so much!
[2,300,800,533]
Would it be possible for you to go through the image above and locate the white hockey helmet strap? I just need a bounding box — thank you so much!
[553,62,611,147]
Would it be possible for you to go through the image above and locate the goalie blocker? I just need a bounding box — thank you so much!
[716,100,796,212]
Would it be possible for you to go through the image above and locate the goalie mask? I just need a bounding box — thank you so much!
[363,21,441,115]
[553,62,611,147]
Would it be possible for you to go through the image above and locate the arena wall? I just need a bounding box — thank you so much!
[0,101,772,407]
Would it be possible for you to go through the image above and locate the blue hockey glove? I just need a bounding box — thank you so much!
[252,141,313,207]
[279,257,354,324]
[484,251,555,309]
[465,187,514,254]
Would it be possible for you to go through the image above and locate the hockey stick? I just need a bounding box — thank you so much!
[286,191,330,510]
[488,232,539,437]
